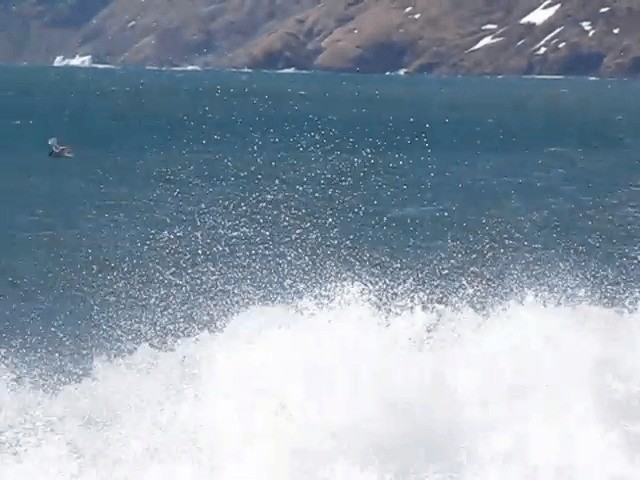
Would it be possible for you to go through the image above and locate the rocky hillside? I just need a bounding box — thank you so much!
[1,0,639,77]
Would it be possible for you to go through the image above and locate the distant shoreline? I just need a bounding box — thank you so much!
[2,1,640,81]
[2,60,637,84]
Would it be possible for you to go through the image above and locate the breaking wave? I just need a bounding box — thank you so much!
[1,286,639,479]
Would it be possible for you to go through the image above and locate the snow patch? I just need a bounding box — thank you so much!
[127,20,136,28]
[532,26,564,52]
[481,24,498,30]
[599,7,611,13]
[467,30,505,52]
[613,27,620,34]
[517,39,526,46]
[413,13,421,19]
[520,1,562,26]
[558,41,566,48]
[404,6,413,13]
[580,21,592,32]
[580,21,596,37]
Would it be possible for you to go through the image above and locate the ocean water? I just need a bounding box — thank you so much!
[0,65,639,478]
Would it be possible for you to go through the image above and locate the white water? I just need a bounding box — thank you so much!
[52,55,115,69]
[1,290,639,479]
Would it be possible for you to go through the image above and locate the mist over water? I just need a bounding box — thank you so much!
[0,67,639,478]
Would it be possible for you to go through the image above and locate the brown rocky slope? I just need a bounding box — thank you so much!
[1,0,639,77]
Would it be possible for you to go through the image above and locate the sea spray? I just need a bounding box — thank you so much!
[1,292,639,479]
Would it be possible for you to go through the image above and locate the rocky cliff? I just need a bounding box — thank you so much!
[1,0,639,77]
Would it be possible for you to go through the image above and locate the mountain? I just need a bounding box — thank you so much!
[1,0,639,77]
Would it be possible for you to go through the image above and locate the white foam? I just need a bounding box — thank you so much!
[385,68,409,75]
[520,1,562,26]
[1,292,639,479]
[53,54,93,67]
[169,65,202,71]
[146,65,203,72]
[52,54,115,69]
[526,74,566,79]
[275,68,310,74]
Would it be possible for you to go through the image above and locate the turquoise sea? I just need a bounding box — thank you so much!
[1,66,639,478]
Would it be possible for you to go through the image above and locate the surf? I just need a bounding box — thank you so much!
[1,288,639,479]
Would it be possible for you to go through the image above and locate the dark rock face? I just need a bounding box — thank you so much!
[629,56,640,74]
[561,50,606,75]
[1,0,640,78]
[231,30,314,70]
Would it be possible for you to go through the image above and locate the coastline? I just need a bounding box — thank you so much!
[1,0,640,80]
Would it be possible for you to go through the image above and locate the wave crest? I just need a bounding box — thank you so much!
[1,291,640,479]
